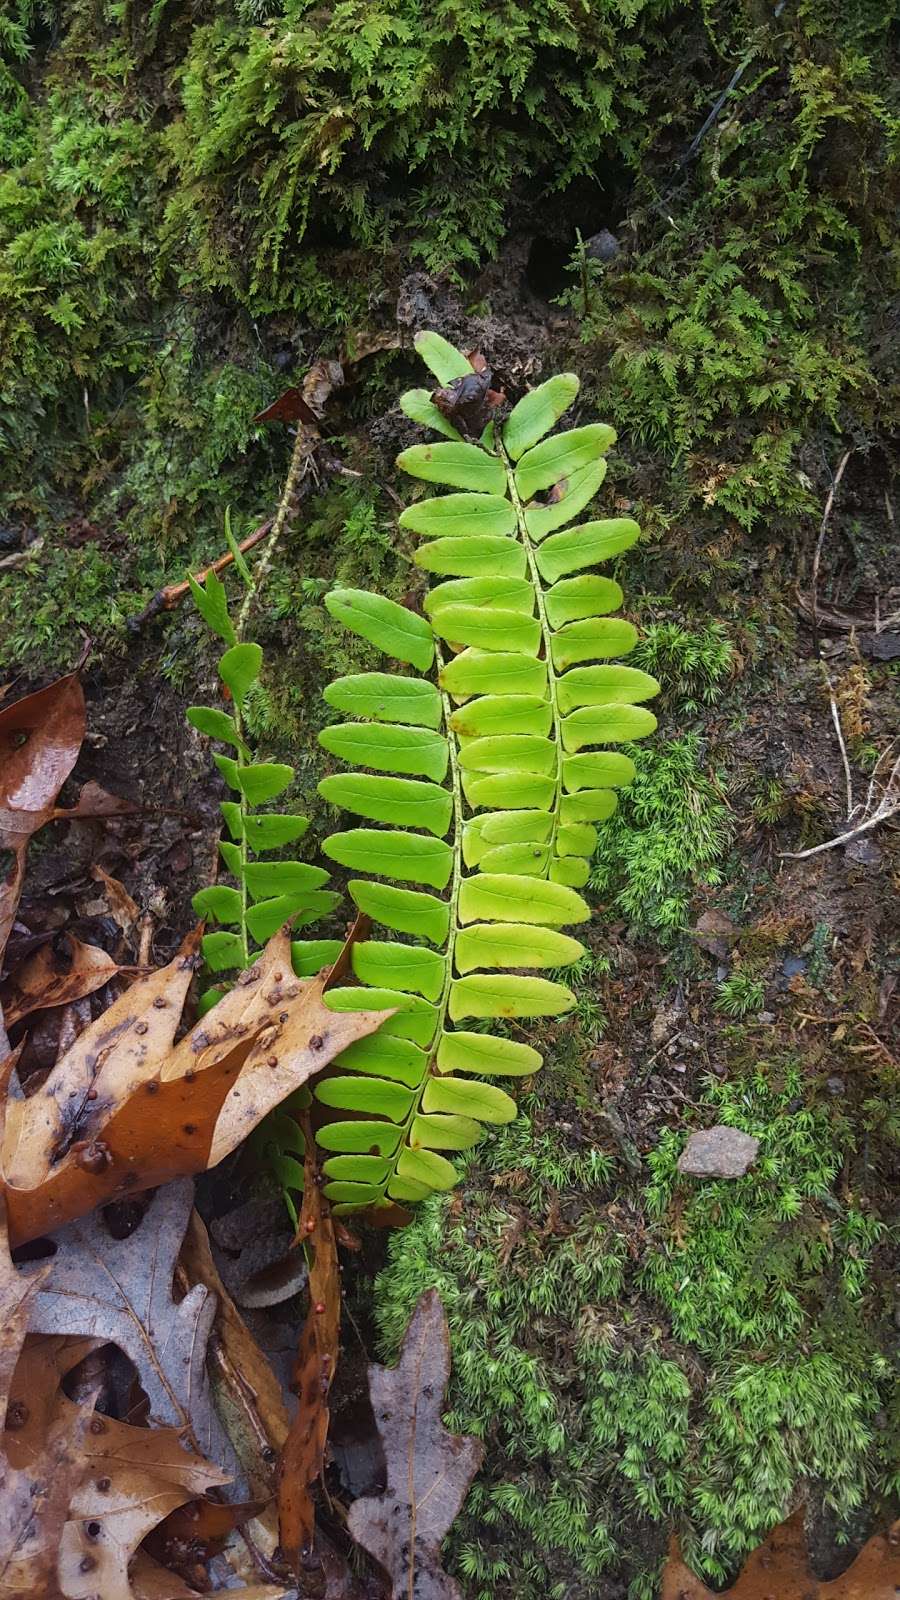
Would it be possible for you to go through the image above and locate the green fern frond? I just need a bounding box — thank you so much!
[311,333,659,1214]
[185,554,339,1009]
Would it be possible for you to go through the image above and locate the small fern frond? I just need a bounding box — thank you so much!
[186,560,339,1009]
[311,333,659,1214]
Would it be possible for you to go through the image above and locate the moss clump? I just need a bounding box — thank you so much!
[589,733,733,938]
[376,1065,896,1598]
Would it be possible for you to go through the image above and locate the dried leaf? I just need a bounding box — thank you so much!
[254,388,321,427]
[0,933,118,1027]
[277,1118,341,1573]
[178,1209,291,1496]
[6,1335,227,1600]
[254,358,344,426]
[0,1207,41,1422]
[0,1404,89,1599]
[24,1180,229,1463]
[347,1290,483,1600]
[91,865,140,936]
[0,672,85,961]
[2,929,391,1246]
[131,1555,290,1599]
[661,1510,900,1599]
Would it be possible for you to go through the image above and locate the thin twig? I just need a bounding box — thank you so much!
[810,449,852,655]
[237,428,315,639]
[778,804,899,860]
[862,737,899,819]
[779,747,900,859]
[127,520,273,630]
[824,669,854,821]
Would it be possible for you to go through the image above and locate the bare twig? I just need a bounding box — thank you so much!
[810,448,852,655]
[779,742,900,859]
[127,519,273,630]
[237,427,315,639]
[796,591,900,633]
[824,669,854,821]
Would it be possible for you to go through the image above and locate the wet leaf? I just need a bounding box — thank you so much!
[24,1182,229,1461]
[6,1332,228,1600]
[0,672,85,961]
[347,1290,483,1599]
[0,933,117,1027]
[277,1119,341,1574]
[1,930,391,1247]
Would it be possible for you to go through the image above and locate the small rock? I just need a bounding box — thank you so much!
[861,631,900,661]
[584,228,621,262]
[757,1011,776,1023]
[677,1125,759,1178]
[826,1076,845,1096]
[651,1001,681,1045]
[782,954,806,978]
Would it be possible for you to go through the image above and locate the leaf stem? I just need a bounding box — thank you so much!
[499,438,562,875]
[231,695,252,968]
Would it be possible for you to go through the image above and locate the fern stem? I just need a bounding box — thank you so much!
[435,638,464,1017]
[499,438,562,875]
[231,696,252,968]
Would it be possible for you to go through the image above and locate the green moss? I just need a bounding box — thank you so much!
[376,1065,896,1596]
[589,734,733,937]
[631,621,734,713]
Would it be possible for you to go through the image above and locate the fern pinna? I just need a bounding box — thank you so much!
[304,332,659,1215]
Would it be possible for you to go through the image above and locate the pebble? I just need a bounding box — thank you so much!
[677,1125,760,1178]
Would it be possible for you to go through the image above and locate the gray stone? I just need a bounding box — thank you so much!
[677,1125,759,1178]
[584,228,621,262]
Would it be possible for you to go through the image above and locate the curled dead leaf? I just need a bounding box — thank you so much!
[0,932,117,1027]
[277,1117,340,1574]
[0,672,86,962]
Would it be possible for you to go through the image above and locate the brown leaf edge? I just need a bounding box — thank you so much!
[661,1508,900,1599]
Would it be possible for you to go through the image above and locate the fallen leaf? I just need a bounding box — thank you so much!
[0,1403,89,1599]
[2,928,392,1246]
[347,1289,483,1600]
[661,1508,900,1598]
[6,1333,228,1600]
[0,1203,42,1418]
[254,358,344,426]
[692,908,737,960]
[23,1182,233,1472]
[0,932,117,1027]
[131,1552,290,1599]
[253,388,321,427]
[178,1209,291,1495]
[91,865,140,937]
[0,672,85,961]
[431,367,496,437]
[277,1115,340,1573]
